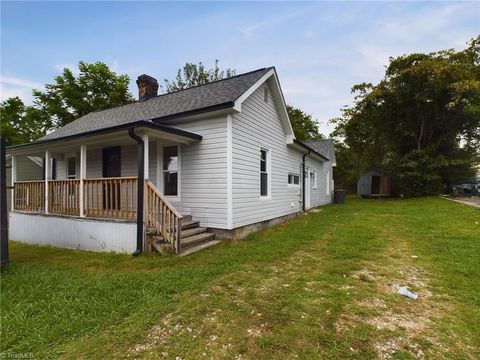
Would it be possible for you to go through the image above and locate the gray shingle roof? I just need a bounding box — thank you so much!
[303,139,336,164]
[41,67,273,140]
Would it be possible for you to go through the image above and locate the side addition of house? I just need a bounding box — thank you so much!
[7,67,335,255]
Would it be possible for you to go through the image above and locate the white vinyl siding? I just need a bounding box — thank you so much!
[231,83,303,228]
[168,117,228,229]
[306,157,333,207]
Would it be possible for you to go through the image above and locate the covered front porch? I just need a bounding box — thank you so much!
[7,123,206,254]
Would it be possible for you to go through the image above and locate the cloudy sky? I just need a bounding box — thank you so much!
[1,1,479,136]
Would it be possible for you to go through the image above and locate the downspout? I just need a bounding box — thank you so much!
[128,128,144,257]
[302,150,310,212]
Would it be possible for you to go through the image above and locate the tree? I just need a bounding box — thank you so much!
[1,61,135,145]
[33,61,135,128]
[163,60,236,93]
[331,36,480,196]
[287,105,323,141]
[0,97,50,145]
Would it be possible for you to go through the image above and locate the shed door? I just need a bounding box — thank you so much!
[371,175,381,194]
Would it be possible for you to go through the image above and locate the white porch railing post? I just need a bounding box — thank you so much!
[44,151,51,214]
[143,134,149,180]
[11,155,16,211]
[79,145,87,217]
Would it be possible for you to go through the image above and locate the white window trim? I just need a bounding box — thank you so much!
[313,169,317,189]
[159,144,181,202]
[260,147,271,199]
[288,173,300,187]
[326,169,330,195]
[65,153,77,179]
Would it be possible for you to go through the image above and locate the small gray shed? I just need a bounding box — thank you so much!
[357,170,391,197]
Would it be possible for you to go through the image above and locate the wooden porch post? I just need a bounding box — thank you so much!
[45,150,51,214]
[143,134,149,180]
[10,155,16,211]
[79,145,87,217]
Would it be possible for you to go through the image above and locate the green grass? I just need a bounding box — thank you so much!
[1,197,479,359]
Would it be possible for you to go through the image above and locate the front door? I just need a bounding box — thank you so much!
[305,168,311,209]
[102,147,121,210]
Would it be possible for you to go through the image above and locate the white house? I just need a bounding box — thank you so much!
[7,67,335,255]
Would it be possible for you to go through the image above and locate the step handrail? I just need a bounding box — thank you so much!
[144,180,183,253]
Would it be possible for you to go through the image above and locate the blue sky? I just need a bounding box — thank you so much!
[1,1,479,135]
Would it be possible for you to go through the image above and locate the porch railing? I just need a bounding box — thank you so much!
[48,180,80,215]
[83,177,138,220]
[145,180,182,253]
[13,180,45,212]
[13,178,183,251]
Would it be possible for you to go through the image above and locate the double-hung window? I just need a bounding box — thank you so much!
[260,149,269,197]
[67,157,76,179]
[312,170,317,189]
[163,146,178,196]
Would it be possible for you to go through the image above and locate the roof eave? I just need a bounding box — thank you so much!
[292,140,330,162]
[6,121,202,152]
[150,101,235,123]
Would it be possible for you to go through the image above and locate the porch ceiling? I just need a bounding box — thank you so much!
[6,122,202,156]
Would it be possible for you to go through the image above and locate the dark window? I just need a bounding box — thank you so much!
[102,147,121,178]
[163,146,178,196]
[51,159,57,180]
[260,149,268,196]
[67,157,76,179]
[288,173,300,185]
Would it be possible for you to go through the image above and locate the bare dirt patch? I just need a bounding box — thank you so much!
[338,236,453,359]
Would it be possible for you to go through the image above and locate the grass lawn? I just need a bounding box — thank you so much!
[1,197,479,359]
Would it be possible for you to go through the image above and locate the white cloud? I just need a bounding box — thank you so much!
[53,63,79,75]
[0,76,43,104]
[237,7,312,38]
[0,76,42,89]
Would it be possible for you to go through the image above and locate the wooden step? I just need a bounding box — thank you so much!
[180,215,193,223]
[181,227,207,238]
[179,240,221,256]
[181,220,200,230]
[181,232,215,248]
[145,227,157,235]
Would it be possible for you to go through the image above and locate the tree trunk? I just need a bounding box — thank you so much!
[417,118,425,150]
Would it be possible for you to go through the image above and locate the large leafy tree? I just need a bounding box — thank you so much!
[33,61,134,128]
[1,61,135,145]
[0,97,51,145]
[163,60,236,93]
[287,105,323,141]
[332,36,480,196]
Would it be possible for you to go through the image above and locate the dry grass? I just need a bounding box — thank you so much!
[1,197,479,359]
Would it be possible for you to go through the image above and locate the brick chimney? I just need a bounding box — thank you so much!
[136,74,159,101]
